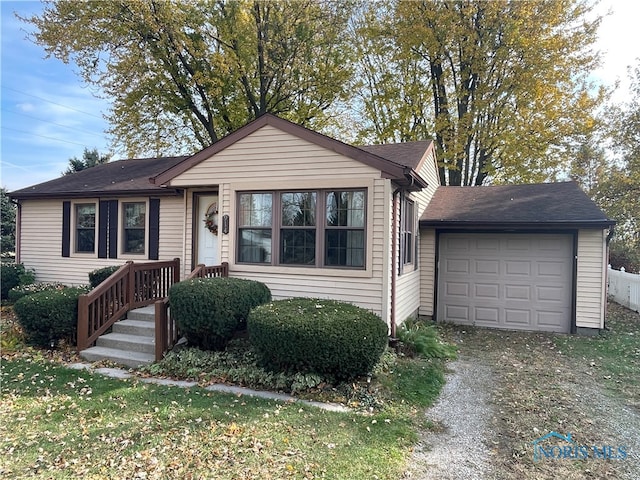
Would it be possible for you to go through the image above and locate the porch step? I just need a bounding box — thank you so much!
[96,332,155,354]
[113,319,155,337]
[126,305,156,322]
[79,346,155,369]
[79,306,159,368]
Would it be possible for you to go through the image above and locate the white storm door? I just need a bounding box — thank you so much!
[196,194,220,266]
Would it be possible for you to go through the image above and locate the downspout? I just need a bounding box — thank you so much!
[13,199,21,264]
[390,188,401,340]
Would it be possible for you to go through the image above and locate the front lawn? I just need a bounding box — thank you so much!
[1,306,448,479]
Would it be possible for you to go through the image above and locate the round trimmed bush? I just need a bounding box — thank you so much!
[88,265,121,288]
[1,263,34,300]
[13,287,89,347]
[248,298,389,380]
[169,277,271,350]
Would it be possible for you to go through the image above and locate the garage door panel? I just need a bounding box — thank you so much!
[505,285,531,300]
[475,283,499,299]
[475,307,499,324]
[445,304,470,322]
[446,282,469,297]
[504,308,531,326]
[538,261,564,277]
[445,258,470,274]
[505,260,531,276]
[438,233,572,333]
[475,259,499,274]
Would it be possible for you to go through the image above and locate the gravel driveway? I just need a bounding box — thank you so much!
[404,306,640,480]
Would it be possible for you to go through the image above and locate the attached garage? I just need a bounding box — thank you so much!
[420,182,616,334]
[438,233,573,332]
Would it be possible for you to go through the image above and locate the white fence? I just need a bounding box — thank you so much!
[608,267,640,313]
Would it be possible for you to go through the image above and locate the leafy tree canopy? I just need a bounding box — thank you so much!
[25,0,356,158]
[594,62,640,245]
[63,148,111,175]
[353,0,606,185]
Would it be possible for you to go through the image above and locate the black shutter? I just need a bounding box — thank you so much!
[62,201,71,257]
[108,200,118,259]
[149,198,160,260]
[98,201,108,258]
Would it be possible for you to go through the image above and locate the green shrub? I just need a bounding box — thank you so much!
[8,282,65,303]
[88,265,121,288]
[169,277,271,350]
[13,286,90,347]
[397,319,457,359]
[1,263,31,300]
[248,298,389,380]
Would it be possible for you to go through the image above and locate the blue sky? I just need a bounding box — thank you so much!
[1,0,639,193]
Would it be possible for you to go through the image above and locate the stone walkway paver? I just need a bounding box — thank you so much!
[68,362,349,412]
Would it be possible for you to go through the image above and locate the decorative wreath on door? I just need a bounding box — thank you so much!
[204,203,219,235]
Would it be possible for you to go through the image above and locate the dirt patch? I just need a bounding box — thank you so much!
[417,304,640,479]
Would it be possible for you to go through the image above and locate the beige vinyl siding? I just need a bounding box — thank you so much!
[395,150,440,323]
[19,197,184,285]
[158,195,185,262]
[168,125,383,187]
[396,269,420,324]
[576,229,607,329]
[419,229,436,316]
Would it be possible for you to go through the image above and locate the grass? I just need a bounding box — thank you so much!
[554,302,640,406]
[1,306,451,479]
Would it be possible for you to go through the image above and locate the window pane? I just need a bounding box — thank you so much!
[124,229,145,254]
[326,191,365,227]
[76,204,95,228]
[75,204,95,253]
[239,229,272,263]
[281,229,316,265]
[281,192,316,226]
[76,229,95,253]
[124,203,145,228]
[325,230,364,267]
[239,193,273,227]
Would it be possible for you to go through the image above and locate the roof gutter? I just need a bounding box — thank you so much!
[419,220,617,230]
[8,188,184,201]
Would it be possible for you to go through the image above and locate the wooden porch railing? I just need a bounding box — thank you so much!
[154,262,229,361]
[77,258,181,352]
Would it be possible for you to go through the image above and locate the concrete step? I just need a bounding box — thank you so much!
[126,305,156,322]
[96,332,155,354]
[79,346,155,368]
[113,319,155,338]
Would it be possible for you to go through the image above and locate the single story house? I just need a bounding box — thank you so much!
[9,114,615,334]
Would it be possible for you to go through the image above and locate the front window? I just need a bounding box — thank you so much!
[75,203,95,253]
[325,191,365,267]
[238,193,273,263]
[281,192,317,265]
[237,189,366,268]
[123,202,146,254]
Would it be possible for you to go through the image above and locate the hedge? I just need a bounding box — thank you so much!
[13,286,90,347]
[248,298,389,380]
[8,282,65,303]
[88,265,121,288]
[169,277,271,350]
[1,263,35,300]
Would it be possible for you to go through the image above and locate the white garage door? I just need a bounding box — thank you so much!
[437,233,573,333]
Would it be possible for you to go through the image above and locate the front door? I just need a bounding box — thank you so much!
[196,194,219,266]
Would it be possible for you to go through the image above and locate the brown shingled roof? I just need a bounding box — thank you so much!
[360,141,434,170]
[420,182,614,229]
[9,156,188,199]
